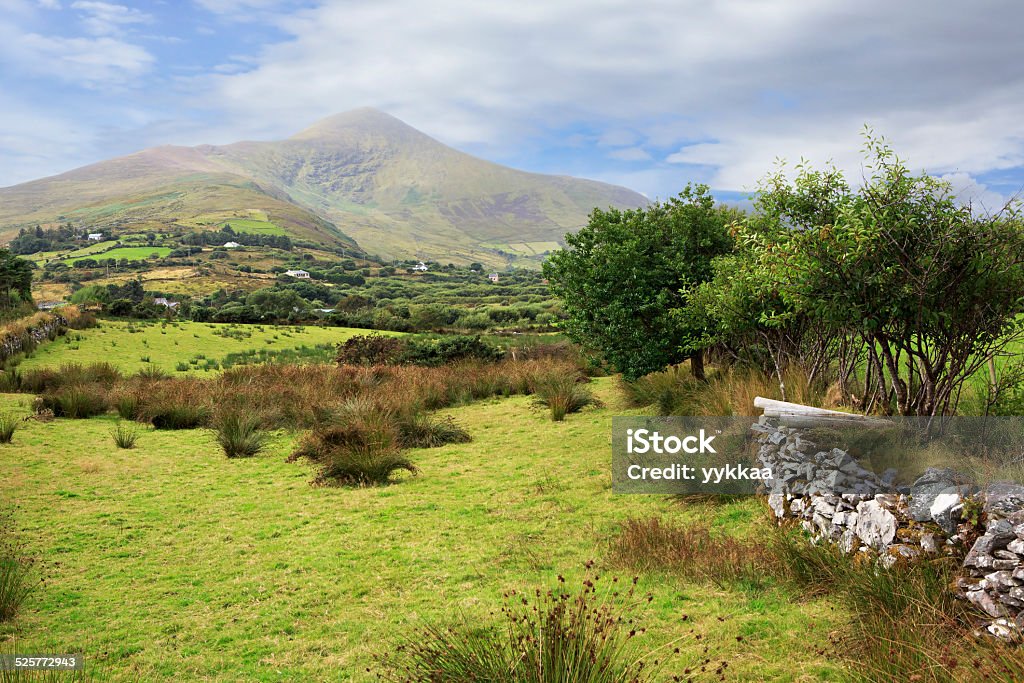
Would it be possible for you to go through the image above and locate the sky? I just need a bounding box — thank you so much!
[1,0,1023,209]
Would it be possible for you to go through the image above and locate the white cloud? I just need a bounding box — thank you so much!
[189,0,1024,198]
[70,1,152,36]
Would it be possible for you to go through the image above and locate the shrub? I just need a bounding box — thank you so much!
[175,362,189,372]
[399,335,505,367]
[150,404,210,430]
[291,403,415,486]
[214,412,266,458]
[396,412,471,449]
[110,422,139,449]
[0,414,16,444]
[114,391,142,420]
[39,384,109,418]
[136,365,168,381]
[385,570,661,683]
[335,333,406,366]
[534,372,598,421]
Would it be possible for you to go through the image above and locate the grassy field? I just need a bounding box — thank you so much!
[0,378,846,681]
[18,320,390,374]
[65,247,173,264]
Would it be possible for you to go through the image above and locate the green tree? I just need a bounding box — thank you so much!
[543,184,736,380]
[730,133,1024,415]
[0,250,34,308]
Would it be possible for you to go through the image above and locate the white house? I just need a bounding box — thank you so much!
[284,269,310,279]
[223,241,241,248]
[412,261,428,272]
[87,233,103,241]
[488,272,500,283]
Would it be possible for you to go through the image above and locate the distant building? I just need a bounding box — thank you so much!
[223,241,241,248]
[153,297,179,309]
[488,272,500,283]
[412,261,428,272]
[284,269,310,279]
[87,233,103,241]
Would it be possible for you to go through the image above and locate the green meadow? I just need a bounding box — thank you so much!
[0,377,845,682]
[18,320,390,374]
[65,247,173,264]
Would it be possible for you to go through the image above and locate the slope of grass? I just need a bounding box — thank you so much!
[0,379,846,681]
[64,247,172,264]
[18,320,394,374]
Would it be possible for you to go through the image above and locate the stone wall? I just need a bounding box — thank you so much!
[0,312,68,364]
[753,417,1024,639]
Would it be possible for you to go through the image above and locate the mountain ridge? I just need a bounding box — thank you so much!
[0,108,648,264]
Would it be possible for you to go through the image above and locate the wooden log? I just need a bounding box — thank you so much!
[753,397,891,427]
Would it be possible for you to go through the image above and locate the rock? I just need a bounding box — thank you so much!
[995,549,1020,560]
[967,589,1009,618]
[768,430,787,445]
[908,467,964,521]
[993,560,1020,571]
[880,468,899,489]
[767,493,786,518]
[987,570,1021,588]
[853,500,897,550]
[1007,539,1024,555]
[920,533,939,553]
[929,493,962,535]
[839,529,857,554]
[985,482,1024,518]
[985,618,1019,640]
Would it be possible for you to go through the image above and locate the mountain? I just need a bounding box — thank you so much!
[0,108,648,264]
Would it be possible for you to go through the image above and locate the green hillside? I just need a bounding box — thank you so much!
[0,108,647,267]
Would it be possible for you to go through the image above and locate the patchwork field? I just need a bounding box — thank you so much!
[0,378,846,681]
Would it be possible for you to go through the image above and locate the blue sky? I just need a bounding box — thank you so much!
[2,0,1023,209]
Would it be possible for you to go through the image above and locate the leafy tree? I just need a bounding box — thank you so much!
[728,133,1024,415]
[543,184,735,380]
[0,250,33,308]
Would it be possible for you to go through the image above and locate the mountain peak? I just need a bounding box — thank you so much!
[289,107,424,142]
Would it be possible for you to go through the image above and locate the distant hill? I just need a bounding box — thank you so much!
[0,108,647,265]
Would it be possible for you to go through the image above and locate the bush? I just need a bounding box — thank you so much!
[150,404,210,430]
[110,422,139,449]
[534,372,598,421]
[385,569,661,682]
[214,412,266,458]
[335,333,406,366]
[399,335,505,367]
[114,391,142,420]
[291,403,415,486]
[39,384,109,418]
[0,414,16,444]
[396,412,471,449]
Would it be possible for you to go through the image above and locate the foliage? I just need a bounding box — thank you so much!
[0,250,33,309]
[398,335,505,367]
[543,184,736,380]
[335,333,406,366]
[702,132,1024,414]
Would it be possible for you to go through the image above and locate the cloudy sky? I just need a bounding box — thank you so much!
[1,0,1022,208]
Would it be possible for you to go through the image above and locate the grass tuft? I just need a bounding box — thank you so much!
[110,422,139,449]
[214,412,266,458]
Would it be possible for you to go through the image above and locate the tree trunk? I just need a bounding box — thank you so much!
[689,350,706,382]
